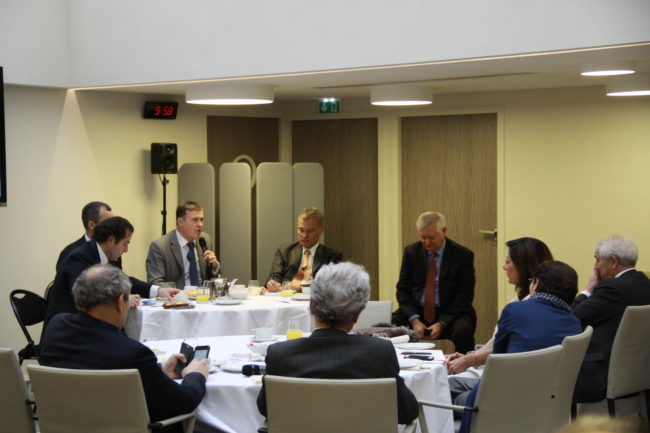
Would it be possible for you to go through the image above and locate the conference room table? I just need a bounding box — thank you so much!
[125,294,312,342]
[145,335,454,433]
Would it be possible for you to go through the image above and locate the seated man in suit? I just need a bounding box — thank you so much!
[257,262,418,425]
[56,201,113,273]
[46,216,178,325]
[265,207,342,292]
[392,211,477,353]
[572,235,650,403]
[40,264,208,433]
[146,201,220,289]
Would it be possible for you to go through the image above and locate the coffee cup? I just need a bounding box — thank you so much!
[253,327,273,341]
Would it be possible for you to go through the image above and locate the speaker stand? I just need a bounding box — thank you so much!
[159,174,170,235]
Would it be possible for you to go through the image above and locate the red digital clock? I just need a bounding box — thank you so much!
[143,101,178,119]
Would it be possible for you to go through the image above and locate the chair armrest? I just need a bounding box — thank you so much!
[418,399,478,413]
[149,411,196,430]
[403,420,418,433]
[257,419,269,433]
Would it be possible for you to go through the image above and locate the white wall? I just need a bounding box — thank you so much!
[0,86,208,350]
[3,0,650,86]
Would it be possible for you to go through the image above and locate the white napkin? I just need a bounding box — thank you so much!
[390,335,410,345]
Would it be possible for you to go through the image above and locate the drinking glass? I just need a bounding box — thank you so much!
[286,319,303,340]
[248,280,261,296]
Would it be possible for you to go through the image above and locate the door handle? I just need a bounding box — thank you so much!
[479,229,498,245]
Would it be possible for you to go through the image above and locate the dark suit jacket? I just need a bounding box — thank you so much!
[256,327,418,424]
[265,242,343,285]
[46,240,151,324]
[571,269,650,402]
[146,230,218,289]
[40,312,206,433]
[395,238,476,326]
[55,235,86,273]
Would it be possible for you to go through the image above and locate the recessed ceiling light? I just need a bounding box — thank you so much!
[606,73,650,96]
[370,84,432,106]
[580,60,635,76]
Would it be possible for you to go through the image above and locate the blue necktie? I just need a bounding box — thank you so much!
[187,242,201,286]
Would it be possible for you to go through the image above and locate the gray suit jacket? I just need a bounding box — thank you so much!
[146,230,219,289]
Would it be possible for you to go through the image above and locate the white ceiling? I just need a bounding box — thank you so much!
[80,44,650,101]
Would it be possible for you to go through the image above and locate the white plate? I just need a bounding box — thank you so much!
[398,358,423,369]
[396,342,436,350]
[211,299,244,305]
[264,292,281,296]
[293,293,310,301]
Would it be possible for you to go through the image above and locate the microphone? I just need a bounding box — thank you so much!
[242,364,266,376]
[198,237,211,272]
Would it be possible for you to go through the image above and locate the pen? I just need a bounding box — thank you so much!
[401,351,433,355]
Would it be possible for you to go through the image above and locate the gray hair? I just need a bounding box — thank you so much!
[309,262,370,325]
[73,264,132,309]
[416,211,447,231]
[596,235,638,267]
[298,207,324,227]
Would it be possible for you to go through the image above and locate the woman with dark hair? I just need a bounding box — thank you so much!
[504,237,554,300]
[460,260,582,432]
[447,237,553,405]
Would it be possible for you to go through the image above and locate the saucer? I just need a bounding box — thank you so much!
[292,293,310,301]
[250,336,279,343]
[396,342,435,350]
[211,299,244,305]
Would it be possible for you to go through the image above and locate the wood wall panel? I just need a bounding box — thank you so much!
[207,116,279,276]
[401,114,497,345]
[292,119,379,299]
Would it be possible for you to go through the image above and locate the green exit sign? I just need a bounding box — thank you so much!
[319,98,340,114]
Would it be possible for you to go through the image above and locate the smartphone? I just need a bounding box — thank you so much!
[193,345,210,361]
[406,354,434,361]
[174,342,195,376]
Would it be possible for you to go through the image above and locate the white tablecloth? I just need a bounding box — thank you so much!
[145,335,453,433]
[125,295,312,341]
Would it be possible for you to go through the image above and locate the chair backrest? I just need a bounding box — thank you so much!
[472,345,564,433]
[264,375,398,433]
[0,349,36,433]
[9,290,48,349]
[353,300,393,330]
[607,305,650,398]
[28,365,152,433]
[550,327,593,430]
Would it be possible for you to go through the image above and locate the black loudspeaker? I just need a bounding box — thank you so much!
[151,143,178,174]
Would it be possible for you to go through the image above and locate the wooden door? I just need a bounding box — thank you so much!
[292,118,379,299]
[401,114,497,345]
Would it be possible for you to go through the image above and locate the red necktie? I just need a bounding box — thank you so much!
[423,254,437,323]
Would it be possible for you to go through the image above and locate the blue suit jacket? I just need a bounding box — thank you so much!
[40,312,206,433]
[46,240,151,325]
[494,296,582,354]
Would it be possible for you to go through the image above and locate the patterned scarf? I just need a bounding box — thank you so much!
[530,292,571,312]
